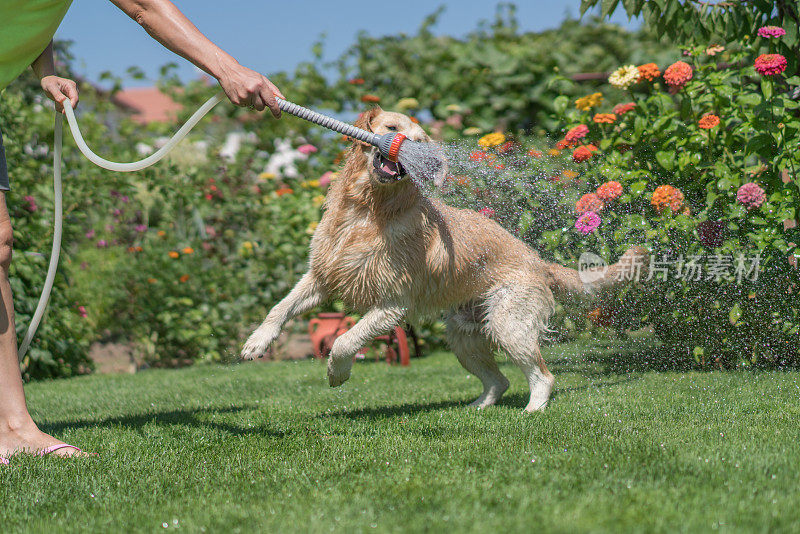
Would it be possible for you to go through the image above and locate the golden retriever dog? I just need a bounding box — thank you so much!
[242,107,644,412]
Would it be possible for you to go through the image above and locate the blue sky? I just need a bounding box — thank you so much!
[58,1,638,86]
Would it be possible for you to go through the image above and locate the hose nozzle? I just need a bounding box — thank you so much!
[376,133,407,162]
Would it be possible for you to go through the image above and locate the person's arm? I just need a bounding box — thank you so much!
[31,41,79,113]
[110,0,284,117]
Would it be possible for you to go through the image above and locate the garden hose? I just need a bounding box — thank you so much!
[19,91,408,361]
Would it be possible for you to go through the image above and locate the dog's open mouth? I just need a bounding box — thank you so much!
[373,153,406,183]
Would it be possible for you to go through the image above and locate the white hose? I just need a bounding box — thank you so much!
[17,92,225,361]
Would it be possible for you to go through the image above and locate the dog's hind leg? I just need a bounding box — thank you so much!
[241,272,327,360]
[486,285,555,412]
[327,304,405,387]
[445,315,508,408]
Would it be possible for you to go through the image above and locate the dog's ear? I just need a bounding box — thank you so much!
[352,107,382,147]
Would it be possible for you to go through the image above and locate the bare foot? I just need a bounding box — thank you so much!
[0,419,93,458]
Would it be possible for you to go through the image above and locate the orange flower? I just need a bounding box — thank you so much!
[275,187,294,197]
[593,113,617,124]
[698,114,720,129]
[168,251,180,259]
[179,274,190,283]
[572,146,593,163]
[548,149,562,157]
[361,94,380,103]
[349,78,365,85]
[555,139,573,149]
[588,306,614,327]
[596,181,623,201]
[469,151,488,161]
[127,246,136,253]
[157,230,166,238]
[135,246,143,252]
[147,278,157,284]
[454,175,471,186]
[576,192,604,213]
[562,169,579,180]
[637,63,661,81]
[663,61,693,89]
[182,247,195,255]
[651,185,685,213]
[527,149,543,158]
[409,117,419,124]
[585,144,599,152]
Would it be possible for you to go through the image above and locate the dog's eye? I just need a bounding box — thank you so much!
[386,125,397,131]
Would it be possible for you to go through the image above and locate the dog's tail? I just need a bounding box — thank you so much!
[546,246,649,302]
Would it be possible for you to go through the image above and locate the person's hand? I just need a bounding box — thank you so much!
[218,63,285,118]
[40,75,79,113]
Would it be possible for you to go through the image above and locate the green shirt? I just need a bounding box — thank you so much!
[0,0,73,90]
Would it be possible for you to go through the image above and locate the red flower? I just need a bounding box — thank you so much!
[361,94,381,103]
[469,151,488,161]
[612,102,636,115]
[664,61,693,89]
[596,181,623,201]
[754,54,787,76]
[478,207,495,218]
[527,150,543,158]
[576,193,604,214]
[349,78,365,85]
[572,146,593,163]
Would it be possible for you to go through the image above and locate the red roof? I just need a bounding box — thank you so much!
[113,87,183,124]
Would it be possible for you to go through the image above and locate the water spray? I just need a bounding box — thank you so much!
[19,91,425,361]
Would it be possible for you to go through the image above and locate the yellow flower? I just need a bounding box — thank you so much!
[463,127,482,136]
[562,170,579,180]
[312,195,326,208]
[243,241,254,250]
[258,172,277,180]
[396,97,420,110]
[306,179,320,188]
[446,104,462,112]
[306,221,318,235]
[575,92,604,111]
[478,132,506,148]
[547,148,562,157]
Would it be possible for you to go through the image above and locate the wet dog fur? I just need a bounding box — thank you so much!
[241,107,644,412]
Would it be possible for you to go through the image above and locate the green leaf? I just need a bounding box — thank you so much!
[729,303,742,326]
[656,150,675,171]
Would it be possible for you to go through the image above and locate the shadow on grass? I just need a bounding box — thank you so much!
[41,405,290,438]
[318,399,467,421]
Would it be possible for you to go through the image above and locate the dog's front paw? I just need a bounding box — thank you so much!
[327,357,353,387]
[241,324,281,360]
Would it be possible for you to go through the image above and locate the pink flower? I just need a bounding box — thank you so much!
[754,54,787,76]
[77,305,88,319]
[96,240,109,248]
[105,224,115,232]
[736,182,766,209]
[613,102,636,115]
[478,207,495,218]
[85,229,96,239]
[319,171,335,187]
[135,224,147,233]
[564,125,589,144]
[757,26,786,39]
[297,144,318,155]
[23,195,37,212]
[575,211,601,234]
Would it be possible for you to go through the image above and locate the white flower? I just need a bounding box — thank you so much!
[608,65,640,90]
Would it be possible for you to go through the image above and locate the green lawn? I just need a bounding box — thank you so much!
[3,337,800,533]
